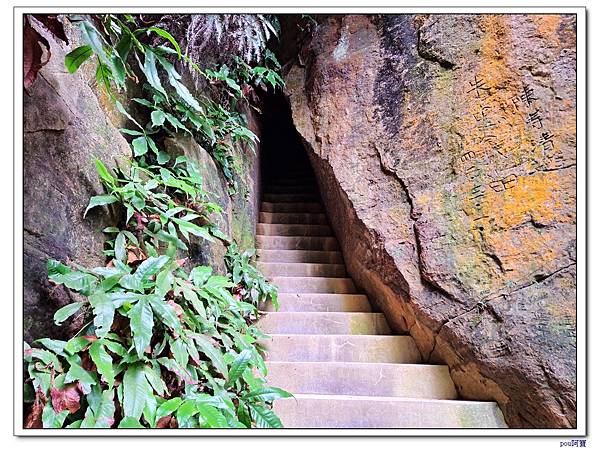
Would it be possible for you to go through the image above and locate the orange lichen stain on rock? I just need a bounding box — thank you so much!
[482,171,567,229]
[531,15,561,47]
[484,227,561,279]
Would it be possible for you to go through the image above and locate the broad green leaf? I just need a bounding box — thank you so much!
[34,338,66,354]
[176,399,197,427]
[155,397,182,420]
[115,100,143,130]
[89,341,115,388]
[157,56,201,111]
[42,402,69,428]
[173,218,213,242]
[53,302,84,326]
[135,255,170,283]
[143,394,157,427]
[128,297,153,358]
[119,255,170,292]
[148,27,181,58]
[157,357,195,385]
[80,21,113,70]
[142,50,167,98]
[64,45,93,73]
[24,347,62,370]
[114,232,126,262]
[131,136,148,157]
[115,33,133,62]
[237,399,252,428]
[95,159,115,187]
[169,337,188,368]
[155,268,173,297]
[157,151,171,165]
[64,336,91,355]
[118,416,145,428]
[191,334,228,377]
[148,295,180,331]
[226,349,253,387]
[47,259,70,276]
[81,388,116,428]
[123,364,152,420]
[189,266,212,287]
[197,403,228,428]
[249,403,283,428]
[143,363,167,396]
[242,386,293,403]
[84,195,118,217]
[64,358,97,394]
[95,60,113,92]
[151,109,166,127]
[88,292,115,338]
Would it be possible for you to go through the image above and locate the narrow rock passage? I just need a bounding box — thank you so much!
[256,165,508,428]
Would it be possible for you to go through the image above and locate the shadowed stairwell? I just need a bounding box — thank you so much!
[254,97,507,428]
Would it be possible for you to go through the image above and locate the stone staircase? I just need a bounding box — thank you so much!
[256,171,507,428]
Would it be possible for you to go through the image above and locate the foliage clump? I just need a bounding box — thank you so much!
[24,13,289,429]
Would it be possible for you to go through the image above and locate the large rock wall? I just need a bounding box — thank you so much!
[24,20,132,342]
[284,14,576,428]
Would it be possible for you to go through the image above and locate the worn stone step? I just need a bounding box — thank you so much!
[256,223,332,237]
[273,394,508,428]
[266,362,457,399]
[261,201,323,213]
[258,262,346,278]
[262,293,370,312]
[262,335,421,363]
[258,250,344,264]
[262,193,319,203]
[259,312,390,334]
[257,235,339,251]
[272,276,356,293]
[259,212,328,225]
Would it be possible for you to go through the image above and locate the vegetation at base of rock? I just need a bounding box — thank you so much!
[24,13,289,429]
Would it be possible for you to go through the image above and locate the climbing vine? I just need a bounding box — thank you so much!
[24,14,289,429]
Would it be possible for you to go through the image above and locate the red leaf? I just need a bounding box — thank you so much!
[167,300,183,317]
[23,22,50,89]
[24,390,45,428]
[51,383,81,414]
[32,15,68,44]
[175,258,188,267]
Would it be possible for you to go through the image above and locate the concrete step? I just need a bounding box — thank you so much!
[266,362,458,399]
[273,394,508,428]
[256,223,332,237]
[262,293,371,312]
[259,212,328,225]
[258,250,344,264]
[261,201,323,213]
[272,276,356,293]
[262,334,421,363]
[257,236,339,251]
[259,312,390,334]
[262,193,319,203]
[258,262,346,278]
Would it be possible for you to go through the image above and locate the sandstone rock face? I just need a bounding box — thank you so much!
[284,14,576,428]
[164,125,261,274]
[24,21,131,342]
